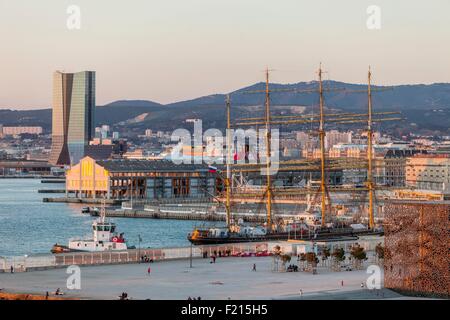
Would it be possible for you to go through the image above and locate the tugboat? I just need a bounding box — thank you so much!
[51,200,128,254]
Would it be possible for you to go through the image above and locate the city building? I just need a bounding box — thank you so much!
[324,130,352,150]
[406,154,450,194]
[145,129,153,137]
[95,125,110,139]
[383,150,427,187]
[49,71,96,166]
[296,131,318,150]
[0,126,43,137]
[0,160,52,176]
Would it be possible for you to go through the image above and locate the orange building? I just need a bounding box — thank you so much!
[65,156,222,200]
[66,156,110,198]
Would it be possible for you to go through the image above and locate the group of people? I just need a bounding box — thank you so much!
[140,255,154,263]
[119,292,129,300]
[287,264,299,272]
[203,249,232,259]
[187,296,201,300]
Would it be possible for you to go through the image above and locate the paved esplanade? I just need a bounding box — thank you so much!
[0,256,400,300]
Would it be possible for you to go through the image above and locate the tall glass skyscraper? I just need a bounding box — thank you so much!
[49,71,96,166]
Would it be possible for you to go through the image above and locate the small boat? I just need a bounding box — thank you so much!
[81,207,99,214]
[52,201,128,254]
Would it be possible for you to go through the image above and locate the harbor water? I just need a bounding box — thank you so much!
[0,179,218,257]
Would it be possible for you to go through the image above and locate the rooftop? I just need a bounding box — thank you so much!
[97,159,219,173]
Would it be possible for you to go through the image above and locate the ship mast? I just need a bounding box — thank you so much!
[367,66,375,229]
[225,94,232,230]
[264,68,273,230]
[318,64,327,227]
[100,195,106,224]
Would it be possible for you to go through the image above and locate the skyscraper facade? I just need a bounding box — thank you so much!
[49,71,96,166]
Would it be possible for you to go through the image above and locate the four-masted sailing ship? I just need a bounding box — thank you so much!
[188,65,398,245]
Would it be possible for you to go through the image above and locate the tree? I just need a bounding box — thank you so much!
[331,247,346,271]
[306,252,319,264]
[332,248,346,262]
[281,254,291,264]
[321,247,331,266]
[298,253,307,269]
[280,254,291,271]
[271,245,282,272]
[305,252,319,273]
[350,244,367,269]
[273,245,281,255]
[375,243,384,262]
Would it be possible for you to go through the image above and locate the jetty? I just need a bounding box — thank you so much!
[38,189,70,194]
[43,197,121,205]
[41,179,65,184]
[101,207,267,223]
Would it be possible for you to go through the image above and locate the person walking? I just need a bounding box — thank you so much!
[10,265,14,273]
[252,263,256,271]
[341,280,344,287]
[147,266,151,276]
[299,289,303,298]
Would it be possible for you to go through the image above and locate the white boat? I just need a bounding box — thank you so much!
[51,201,128,253]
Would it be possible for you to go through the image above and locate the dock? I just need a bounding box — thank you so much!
[102,207,267,223]
[38,189,71,194]
[41,179,65,184]
[43,197,122,205]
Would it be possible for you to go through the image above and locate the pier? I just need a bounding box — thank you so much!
[38,189,71,194]
[42,197,122,205]
[102,208,268,222]
[41,179,65,184]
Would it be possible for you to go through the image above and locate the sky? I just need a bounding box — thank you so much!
[0,0,449,109]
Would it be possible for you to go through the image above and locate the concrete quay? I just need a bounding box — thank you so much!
[0,255,416,300]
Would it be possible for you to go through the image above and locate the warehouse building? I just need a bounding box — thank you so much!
[65,156,222,200]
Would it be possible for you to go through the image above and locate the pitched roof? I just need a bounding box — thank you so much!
[96,159,220,173]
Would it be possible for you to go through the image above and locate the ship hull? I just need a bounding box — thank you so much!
[188,229,383,245]
[51,242,128,254]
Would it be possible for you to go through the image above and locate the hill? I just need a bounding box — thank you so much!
[1,81,449,135]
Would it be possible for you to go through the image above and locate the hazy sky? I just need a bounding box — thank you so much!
[1,0,449,109]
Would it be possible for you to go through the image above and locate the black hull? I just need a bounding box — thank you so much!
[188,230,383,246]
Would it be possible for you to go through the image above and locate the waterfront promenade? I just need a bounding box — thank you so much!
[0,255,403,300]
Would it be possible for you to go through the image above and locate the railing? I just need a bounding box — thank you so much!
[0,237,383,273]
[0,242,271,273]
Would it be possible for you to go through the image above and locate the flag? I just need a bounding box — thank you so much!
[208,165,217,173]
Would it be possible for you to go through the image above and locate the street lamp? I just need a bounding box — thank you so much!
[189,242,193,268]
[138,234,142,263]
